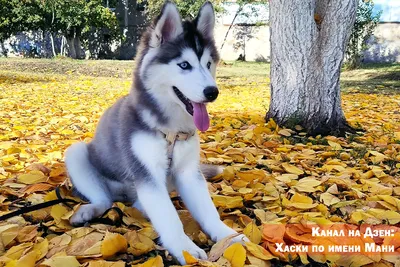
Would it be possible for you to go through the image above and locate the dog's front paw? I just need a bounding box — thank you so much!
[230,233,249,244]
[70,204,107,226]
[209,222,249,244]
[164,235,207,265]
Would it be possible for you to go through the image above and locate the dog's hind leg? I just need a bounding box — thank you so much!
[65,142,112,225]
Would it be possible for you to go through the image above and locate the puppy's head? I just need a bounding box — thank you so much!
[137,1,220,131]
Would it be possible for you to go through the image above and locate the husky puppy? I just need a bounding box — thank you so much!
[65,1,246,264]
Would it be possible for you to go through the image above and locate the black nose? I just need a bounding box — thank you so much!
[203,86,219,102]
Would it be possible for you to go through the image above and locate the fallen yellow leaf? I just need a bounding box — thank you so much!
[212,195,243,209]
[245,242,275,260]
[281,163,304,175]
[132,255,163,267]
[183,250,199,264]
[101,232,127,258]
[87,260,126,267]
[243,222,261,244]
[223,243,246,267]
[17,171,47,184]
[40,256,81,267]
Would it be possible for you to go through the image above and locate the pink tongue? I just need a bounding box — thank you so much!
[192,102,210,132]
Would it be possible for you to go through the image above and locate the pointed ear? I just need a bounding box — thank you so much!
[151,1,183,46]
[196,2,215,40]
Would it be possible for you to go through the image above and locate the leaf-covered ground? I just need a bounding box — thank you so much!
[0,58,400,267]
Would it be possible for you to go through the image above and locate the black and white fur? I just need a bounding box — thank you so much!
[65,1,246,264]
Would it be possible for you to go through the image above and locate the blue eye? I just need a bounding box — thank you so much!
[178,61,192,70]
[207,62,211,69]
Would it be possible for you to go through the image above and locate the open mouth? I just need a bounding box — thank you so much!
[173,86,193,115]
[172,86,210,132]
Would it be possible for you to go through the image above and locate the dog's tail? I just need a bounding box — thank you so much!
[200,164,224,179]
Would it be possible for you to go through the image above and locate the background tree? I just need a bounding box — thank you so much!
[220,0,267,51]
[50,0,120,59]
[139,0,224,20]
[232,21,265,61]
[345,0,381,69]
[266,0,358,136]
[0,0,120,58]
[0,0,42,56]
[233,25,254,61]
[36,0,61,57]
[0,0,16,55]
[141,0,267,57]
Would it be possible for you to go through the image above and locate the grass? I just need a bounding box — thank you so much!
[341,63,400,93]
[1,57,399,91]
[0,57,135,78]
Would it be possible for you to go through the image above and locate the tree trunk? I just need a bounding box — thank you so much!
[243,32,246,61]
[266,0,358,136]
[66,35,77,59]
[74,35,84,59]
[61,36,66,56]
[49,33,56,57]
[220,5,244,50]
[0,41,7,57]
[49,9,57,58]
[66,28,84,59]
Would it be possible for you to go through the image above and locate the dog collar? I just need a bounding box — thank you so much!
[160,130,195,167]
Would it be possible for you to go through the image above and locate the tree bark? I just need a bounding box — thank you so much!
[66,28,84,59]
[266,0,358,136]
[49,33,56,57]
[66,35,77,59]
[74,35,83,59]
[0,41,7,57]
[61,36,66,56]
[49,9,56,58]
